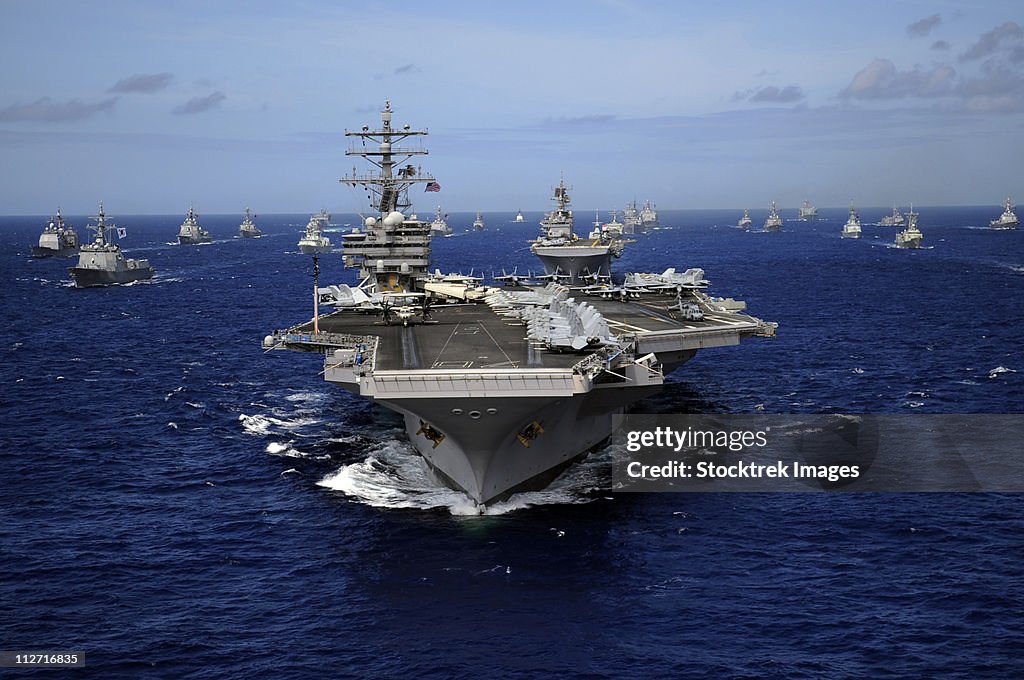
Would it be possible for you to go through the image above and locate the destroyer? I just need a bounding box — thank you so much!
[69,203,154,287]
[239,207,262,238]
[177,206,210,244]
[530,176,625,284]
[31,208,79,257]
[264,101,776,506]
[473,211,486,231]
[738,209,752,230]
[298,210,331,253]
[841,204,862,239]
[429,206,451,236]
[764,201,783,232]
[895,206,923,249]
[990,197,1019,230]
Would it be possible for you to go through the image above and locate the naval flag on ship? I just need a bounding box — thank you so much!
[116,227,127,239]
[425,181,441,192]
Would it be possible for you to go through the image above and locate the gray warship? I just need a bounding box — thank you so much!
[639,200,659,229]
[32,208,79,258]
[239,207,262,238]
[69,203,154,288]
[264,101,776,507]
[298,210,332,253]
[177,206,211,244]
[895,206,924,249]
[990,197,1019,230]
[530,177,625,284]
[764,201,784,232]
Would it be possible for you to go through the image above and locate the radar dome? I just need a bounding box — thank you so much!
[383,211,404,227]
[364,217,377,227]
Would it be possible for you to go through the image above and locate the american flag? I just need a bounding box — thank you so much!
[425,181,441,192]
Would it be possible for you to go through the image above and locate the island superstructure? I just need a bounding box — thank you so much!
[529,176,625,284]
[264,101,776,507]
[32,208,79,257]
[69,203,154,287]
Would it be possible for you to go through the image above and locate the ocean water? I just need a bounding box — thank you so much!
[1,207,1022,678]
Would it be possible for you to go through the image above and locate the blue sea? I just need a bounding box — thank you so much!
[2,207,1022,678]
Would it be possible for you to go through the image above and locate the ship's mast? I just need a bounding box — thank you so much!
[90,202,109,247]
[341,100,434,215]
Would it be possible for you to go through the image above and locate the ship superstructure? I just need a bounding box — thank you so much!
[69,203,154,287]
[298,210,332,253]
[515,210,525,223]
[529,176,625,284]
[990,197,1019,230]
[264,101,776,507]
[473,212,485,231]
[239,207,262,238]
[32,208,79,258]
[764,201,783,232]
[842,204,862,239]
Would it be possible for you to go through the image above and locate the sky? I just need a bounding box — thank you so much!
[1,0,1023,215]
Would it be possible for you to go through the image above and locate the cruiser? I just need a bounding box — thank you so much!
[177,206,210,244]
[298,210,331,253]
[473,212,485,231]
[798,200,818,221]
[639,200,659,229]
[264,101,776,507]
[764,201,783,232]
[880,205,905,227]
[841,204,862,239]
[738,209,752,230]
[530,176,625,284]
[623,199,641,234]
[69,203,154,287]
[990,197,1019,230]
[895,206,923,249]
[515,210,525,223]
[239,207,262,238]
[429,206,451,235]
[31,208,79,257]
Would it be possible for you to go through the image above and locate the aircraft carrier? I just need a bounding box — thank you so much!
[264,101,776,506]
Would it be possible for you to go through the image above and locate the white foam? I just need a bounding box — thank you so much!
[239,412,321,435]
[317,439,607,516]
[989,366,1016,379]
